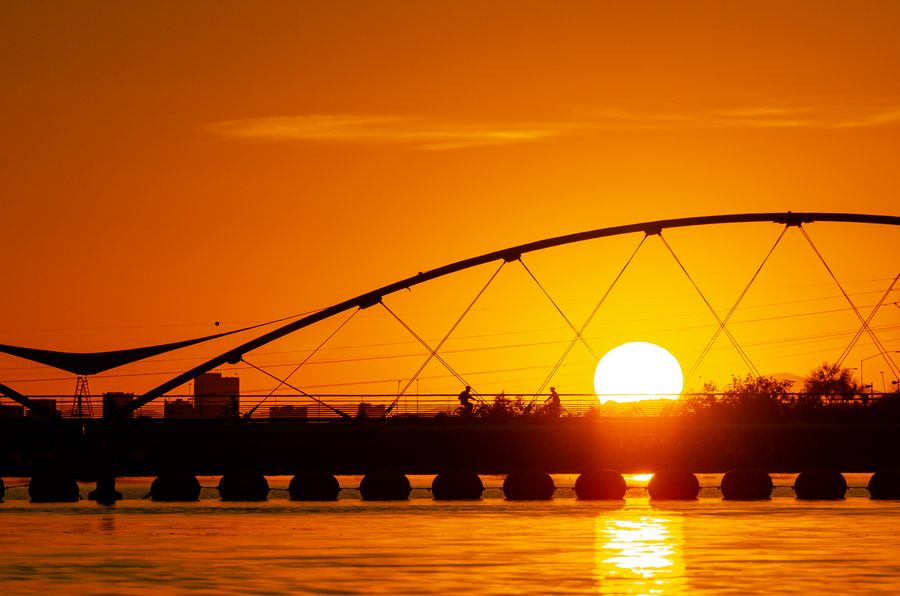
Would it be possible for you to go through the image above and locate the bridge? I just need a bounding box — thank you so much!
[1,212,899,502]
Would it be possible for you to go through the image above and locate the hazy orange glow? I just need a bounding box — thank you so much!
[1,2,898,405]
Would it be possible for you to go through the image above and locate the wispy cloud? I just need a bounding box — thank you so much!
[586,105,900,130]
[208,106,900,150]
[207,115,576,150]
[832,108,900,128]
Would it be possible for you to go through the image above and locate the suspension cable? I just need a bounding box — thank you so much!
[831,273,899,373]
[799,227,900,379]
[532,234,648,403]
[658,233,760,377]
[379,300,475,396]
[686,225,788,382]
[518,258,597,360]
[243,308,359,418]
[383,261,507,415]
[241,358,350,419]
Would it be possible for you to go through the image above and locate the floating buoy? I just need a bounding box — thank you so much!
[721,468,773,500]
[150,473,202,502]
[794,469,846,500]
[574,470,626,500]
[868,469,900,500]
[288,472,341,501]
[359,471,411,501]
[28,474,80,503]
[218,471,269,501]
[647,470,700,500]
[503,471,555,500]
[432,470,483,500]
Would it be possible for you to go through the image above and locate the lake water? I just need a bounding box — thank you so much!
[1,474,898,594]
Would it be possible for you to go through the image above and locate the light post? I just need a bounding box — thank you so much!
[860,351,900,393]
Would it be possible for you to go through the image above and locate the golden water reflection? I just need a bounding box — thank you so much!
[594,513,686,593]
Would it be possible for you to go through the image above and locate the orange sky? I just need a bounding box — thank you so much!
[1,1,898,404]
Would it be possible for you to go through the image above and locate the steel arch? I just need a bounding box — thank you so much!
[111,211,900,416]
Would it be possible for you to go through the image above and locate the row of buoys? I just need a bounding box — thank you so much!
[4,469,900,502]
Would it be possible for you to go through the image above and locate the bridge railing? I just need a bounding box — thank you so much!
[2,391,899,421]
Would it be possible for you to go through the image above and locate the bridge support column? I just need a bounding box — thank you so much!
[88,474,123,505]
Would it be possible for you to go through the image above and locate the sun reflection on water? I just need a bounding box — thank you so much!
[594,513,686,593]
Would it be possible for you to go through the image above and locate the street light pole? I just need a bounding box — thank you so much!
[861,351,900,393]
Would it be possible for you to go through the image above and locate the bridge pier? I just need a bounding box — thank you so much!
[88,474,122,505]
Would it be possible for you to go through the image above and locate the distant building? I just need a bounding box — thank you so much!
[164,398,194,419]
[0,403,25,418]
[102,392,134,419]
[269,405,308,419]
[194,372,240,418]
[356,402,385,418]
[26,399,57,418]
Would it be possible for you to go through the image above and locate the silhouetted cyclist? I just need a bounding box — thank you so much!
[545,387,561,416]
[458,386,473,416]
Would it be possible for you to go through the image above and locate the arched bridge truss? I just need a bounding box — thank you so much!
[1,212,898,419]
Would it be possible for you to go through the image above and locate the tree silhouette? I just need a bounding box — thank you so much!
[803,362,858,402]
[679,374,793,421]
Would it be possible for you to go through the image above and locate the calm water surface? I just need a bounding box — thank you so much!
[1,474,898,594]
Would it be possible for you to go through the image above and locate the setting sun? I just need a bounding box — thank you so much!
[594,342,684,404]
